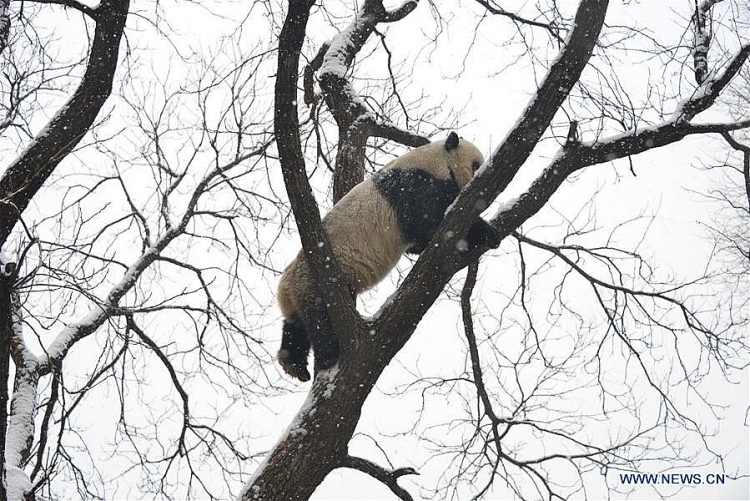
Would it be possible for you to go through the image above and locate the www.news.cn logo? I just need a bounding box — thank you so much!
[619,473,727,485]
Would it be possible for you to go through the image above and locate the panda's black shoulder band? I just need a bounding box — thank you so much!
[373,168,460,254]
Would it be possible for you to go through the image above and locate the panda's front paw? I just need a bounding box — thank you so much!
[466,219,501,251]
[278,349,311,382]
[483,222,501,249]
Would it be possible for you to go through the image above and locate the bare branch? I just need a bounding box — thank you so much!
[720,131,750,209]
[339,455,418,501]
[316,0,423,201]
[472,0,564,43]
[126,316,190,453]
[24,0,98,19]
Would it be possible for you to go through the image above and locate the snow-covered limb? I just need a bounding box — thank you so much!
[691,0,726,84]
[319,0,418,79]
[674,43,750,122]
[4,296,39,501]
[316,0,422,201]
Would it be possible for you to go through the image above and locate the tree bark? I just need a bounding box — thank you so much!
[0,0,130,249]
[316,0,424,203]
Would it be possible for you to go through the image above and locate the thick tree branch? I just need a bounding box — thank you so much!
[0,0,130,248]
[691,0,725,84]
[339,455,418,501]
[5,306,40,501]
[376,0,609,358]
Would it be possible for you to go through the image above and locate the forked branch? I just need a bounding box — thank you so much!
[340,455,418,501]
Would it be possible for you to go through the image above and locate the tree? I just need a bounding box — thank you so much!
[0,0,747,500]
[0,2,281,499]
[1,2,129,499]
[246,0,749,499]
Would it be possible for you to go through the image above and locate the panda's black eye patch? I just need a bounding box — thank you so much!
[472,161,481,173]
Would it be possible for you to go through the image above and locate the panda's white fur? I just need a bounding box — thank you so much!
[277,133,492,381]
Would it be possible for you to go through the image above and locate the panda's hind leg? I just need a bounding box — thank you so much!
[278,318,311,382]
[307,297,340,373]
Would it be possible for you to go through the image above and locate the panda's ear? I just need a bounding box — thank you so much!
[445,131,459,152]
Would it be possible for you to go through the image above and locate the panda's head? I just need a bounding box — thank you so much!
[441,131,484,188]
[385,132,484,189]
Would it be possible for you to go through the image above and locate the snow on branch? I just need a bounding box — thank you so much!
[675,43,750,122]
[314,0,425,201]
[691,0,726,84]
[318,0,418,79]
[5,309,40,501]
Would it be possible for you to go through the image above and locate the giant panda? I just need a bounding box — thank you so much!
[277,132,500,381]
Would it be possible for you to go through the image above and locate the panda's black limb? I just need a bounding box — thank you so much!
[278,318,311,382]
[465,218,501,251]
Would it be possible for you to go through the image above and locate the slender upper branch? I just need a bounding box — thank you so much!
[472,0,564,43]
[494,43,750,239]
